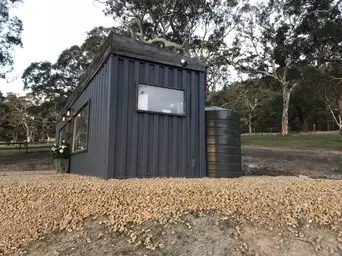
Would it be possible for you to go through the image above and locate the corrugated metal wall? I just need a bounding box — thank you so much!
[56,57,112,178]
[107,55,206,178]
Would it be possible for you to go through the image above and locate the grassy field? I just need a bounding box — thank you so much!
[241,132,342,150]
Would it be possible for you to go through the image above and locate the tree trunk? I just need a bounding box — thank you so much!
[26,130,31,143]
[339,95,342,133]
[248,113,252,134]
[327,101,342,132]
[281,87,291,136]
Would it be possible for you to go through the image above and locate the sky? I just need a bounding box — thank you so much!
[0,0,114,95]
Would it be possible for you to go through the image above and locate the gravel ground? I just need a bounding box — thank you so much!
[1,171,342,255]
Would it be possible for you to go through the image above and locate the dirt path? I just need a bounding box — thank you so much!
[242,146,342,179]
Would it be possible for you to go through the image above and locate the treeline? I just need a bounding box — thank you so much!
[0,27,112,142]
[0,0,342,141]
[209,76,341,133]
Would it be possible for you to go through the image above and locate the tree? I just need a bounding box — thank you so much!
[30,101,59,141]
[98,0,243,97]
[211,78,278,133]
[5,93,36,142]
[0,90,8,124]
[319,69,342,132]
[234,81,276,134]
[0,0,23,79]
[22,26,113,108]
[81,26,114,61]
[228,0,342,136]
[228,2,304,136]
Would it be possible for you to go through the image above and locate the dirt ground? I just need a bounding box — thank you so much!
[242,146,342,179]
[20,214,342,256]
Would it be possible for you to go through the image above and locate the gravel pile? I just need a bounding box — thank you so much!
[1,171,342,254]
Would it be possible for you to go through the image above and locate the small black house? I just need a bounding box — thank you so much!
[56,33,208,179]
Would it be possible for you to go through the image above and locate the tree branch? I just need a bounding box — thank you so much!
[255,70,279,80]
[145,37,184,50]
[306,0,342,16]
[327,102,342,128]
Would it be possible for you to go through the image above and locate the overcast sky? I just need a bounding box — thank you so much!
[0,0,113,95]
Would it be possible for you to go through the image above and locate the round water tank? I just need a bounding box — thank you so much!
[205,108,242,178]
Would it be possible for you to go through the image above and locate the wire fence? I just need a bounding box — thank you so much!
[0,142,54,165]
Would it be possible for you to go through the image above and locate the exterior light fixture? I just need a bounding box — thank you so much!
[180,59,189,67]
[62,116,66,122]
[66,108,72,117]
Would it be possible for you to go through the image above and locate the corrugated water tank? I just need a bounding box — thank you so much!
[205,107,242,178]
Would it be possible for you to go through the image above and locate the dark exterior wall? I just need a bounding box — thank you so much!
[56,57,112,178]
[107,55,206,178]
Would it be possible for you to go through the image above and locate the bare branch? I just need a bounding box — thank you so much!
[145,37,183,50]
[255,70,279,80]
[327,102,342,128]
[306,0,342,16]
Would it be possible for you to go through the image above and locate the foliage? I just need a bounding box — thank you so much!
[22,26,112,102]
[225,0,342,136]
[21,26,113,121]
[0,92,58,142]
[51,141,70,159]
[0,0,23,79]
[210,75,338,133]
[98,0,245,97]
[14,1,342,139]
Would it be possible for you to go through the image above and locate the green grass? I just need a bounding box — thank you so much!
[241,133,342,150]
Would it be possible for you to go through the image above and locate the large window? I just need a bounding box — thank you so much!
[137,84,185,115]
[72,103,89,152]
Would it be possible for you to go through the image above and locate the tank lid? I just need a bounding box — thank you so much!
[205,106,228,111]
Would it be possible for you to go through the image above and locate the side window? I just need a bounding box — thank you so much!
[72,103,89,152]
[59,125,67,143]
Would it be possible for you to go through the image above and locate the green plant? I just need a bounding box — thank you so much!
[51,141,70,159]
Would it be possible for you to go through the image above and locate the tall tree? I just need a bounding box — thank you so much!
[22,26,113,110]
[5,93,35,142]
[98,0,242,97]
[315,65,342,132]
[0,0,23,79]
[228,0,342,136]
[0,90,8,124]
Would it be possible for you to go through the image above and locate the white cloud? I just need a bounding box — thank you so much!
[0,0,113,95]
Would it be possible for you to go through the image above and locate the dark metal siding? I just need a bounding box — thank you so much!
[107,55,206,178]
[56,57,112,178]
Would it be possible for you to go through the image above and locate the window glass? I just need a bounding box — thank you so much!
[59,125,67,144]
[137,84,184,115]
[72,104,89,152]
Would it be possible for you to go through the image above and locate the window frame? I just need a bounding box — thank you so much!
[135,82,186,117]
[71,100,90,154]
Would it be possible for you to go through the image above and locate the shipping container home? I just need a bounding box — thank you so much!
[56,33,208,179]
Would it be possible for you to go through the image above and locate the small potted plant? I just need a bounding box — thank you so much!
[51,141,70,173]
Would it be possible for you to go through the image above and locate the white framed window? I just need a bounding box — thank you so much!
[72,103,89,152]
[137,84,185,115]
